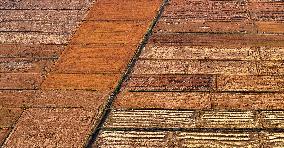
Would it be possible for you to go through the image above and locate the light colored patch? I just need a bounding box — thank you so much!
[261,111,284,128]
[0,32,68,44]
[140,45,259,60]
[198,111,258,128]
[105,109,195,128]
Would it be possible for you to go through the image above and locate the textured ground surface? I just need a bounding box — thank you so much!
[1,0,284,147]
[94,0,284,147]
[0,0,161,147]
